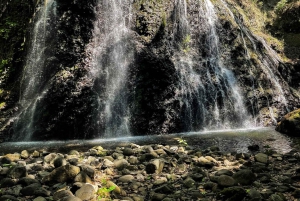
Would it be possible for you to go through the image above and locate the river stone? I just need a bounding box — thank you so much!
[217,175,235,187]
[215,169,233,176]
[119,175,135,183]
[69,150,80,155]
[145,159,164,174]
[114,159,129,170]
[276,108,300,136]
[268,194,285,201]
[42,164,80,183]
[152,193,167,201]
[0,195,19,201]
[219,187,246,200]
[233,169,256,185]
[33,187,51,197]
[183,177,196,188]
[20,183,41,196]
[2,153,20,163]
[80,165,95,178]
[75,184,97,201]
[61,196,82,201]
[54,157,67,168]
[32,150,40,158]
[44,153,56,163]
[123,148,135,156]
[128,156,139,164]
[248,189,262,200]
[8,165,27,179]
[255,153,268,164]
[20,150,29,159]
[33,197,47,201]
[18,177,40,186]
[106,181,121,194]
[74,171,93,183]
[53,190,74,200]
[0,178,16,187]
[103,159,114,168]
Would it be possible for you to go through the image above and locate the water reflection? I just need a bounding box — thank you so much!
[0,128,292,154]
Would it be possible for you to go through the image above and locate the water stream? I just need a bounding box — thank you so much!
[0,128,292,154]
[88,0,133,137]
[12,0,56,140]
[170,0,252,131]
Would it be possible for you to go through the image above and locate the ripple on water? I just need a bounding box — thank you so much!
[0,127,292,154]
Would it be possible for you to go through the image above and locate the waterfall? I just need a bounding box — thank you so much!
[169,0,251,131]
[220,0,288,125]
[12,0,56,140]
[88,0,133,137]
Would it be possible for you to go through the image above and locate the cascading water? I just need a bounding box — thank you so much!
[88,0,133,137]
[219,0,289,125]
[169,0,251,131]
[12,0,56,140]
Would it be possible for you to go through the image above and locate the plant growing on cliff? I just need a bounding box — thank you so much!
[182,34,191,53]
[275,0,288,13]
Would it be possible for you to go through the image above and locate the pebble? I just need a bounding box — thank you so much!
[0,142,299,201]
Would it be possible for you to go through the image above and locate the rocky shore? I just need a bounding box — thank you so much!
[0,141,300,201]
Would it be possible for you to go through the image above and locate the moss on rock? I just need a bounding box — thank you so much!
[276,108,300,136]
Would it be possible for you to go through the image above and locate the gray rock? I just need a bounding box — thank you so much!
[183,177,196,188]
[145,159,164,174]
[114,159,129,170]
[219,187,246,200]
[79,165,95,178]
[53,157,67,168]
[53,190,74,200]
[268,194,285,201]
[128,156,139,164]
[215,169,233,176]
[0,195,19,201]
[20,183,41,196]
[255,153,268,164]
[123,148,135,156]
[74,171,93,183]
[217,175,235,187]
[33,187,51,197]
[61,196,83,201]
[69,150,80,155]
[119,175,135,183]
[233,169,256,185]
[18,177,40,186]
[248,189,262,200]
[44,153,57,163]
[152,193,167,201]
[42,164,80,183]
[4,185,22,196]
[8,165,27,179]
[0,178,16,187]
[75,184,97,201]
[33,197,47,201]
[21,150,30,159]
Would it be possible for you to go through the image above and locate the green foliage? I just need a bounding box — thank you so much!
[182,34,191,53]
[97,186,115,200]
[161,12,167,29]
[96,178,116,200]
[0,19,18,40]
[175,137,188,146]
[275,0,288,13]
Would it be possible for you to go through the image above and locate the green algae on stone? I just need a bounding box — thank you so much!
[276,108,300,136]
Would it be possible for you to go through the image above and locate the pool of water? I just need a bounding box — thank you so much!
[0,127,292,154]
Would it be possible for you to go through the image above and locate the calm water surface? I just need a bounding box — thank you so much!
[0,127,292,154]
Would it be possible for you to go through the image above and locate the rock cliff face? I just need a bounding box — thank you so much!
[0,0,299,141]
